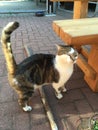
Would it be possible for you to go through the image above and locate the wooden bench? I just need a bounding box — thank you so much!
[50,0,98,19]
[53,18,98,92]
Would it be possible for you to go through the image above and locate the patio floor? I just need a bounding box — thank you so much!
[0,1,98,130]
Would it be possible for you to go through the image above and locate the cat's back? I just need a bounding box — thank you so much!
[15,53,58,85]
[16,53,55,74]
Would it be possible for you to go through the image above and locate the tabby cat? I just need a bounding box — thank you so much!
[1,22,78,112]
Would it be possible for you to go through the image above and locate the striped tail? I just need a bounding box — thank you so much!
[1,22,19,74]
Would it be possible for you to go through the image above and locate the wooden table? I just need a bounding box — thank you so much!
[53,18,98,92]
[50,0,97,19]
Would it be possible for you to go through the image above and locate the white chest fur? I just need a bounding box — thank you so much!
[54,55,74,86]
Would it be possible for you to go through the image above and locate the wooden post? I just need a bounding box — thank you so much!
[84,44,98,92]
[73,0,88,19]
[88,44,98,73]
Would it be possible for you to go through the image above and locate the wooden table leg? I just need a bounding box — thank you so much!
[85,44,98,92]
[73,0,88,19]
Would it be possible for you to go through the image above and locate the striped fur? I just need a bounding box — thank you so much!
[1,22,19,74]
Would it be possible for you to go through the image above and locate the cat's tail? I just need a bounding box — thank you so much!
[1,22,19,75]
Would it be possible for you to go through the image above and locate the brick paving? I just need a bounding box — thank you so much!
[0,2,98,130]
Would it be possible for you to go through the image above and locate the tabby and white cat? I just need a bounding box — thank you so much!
[1,22,78,112]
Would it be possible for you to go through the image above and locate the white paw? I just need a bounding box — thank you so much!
[56,93,63,99]
[23,105,32,112]
[62,88,67,92]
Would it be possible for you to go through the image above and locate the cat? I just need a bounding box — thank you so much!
[1,22,78,112]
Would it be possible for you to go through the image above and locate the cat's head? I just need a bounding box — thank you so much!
[56,45,78,63]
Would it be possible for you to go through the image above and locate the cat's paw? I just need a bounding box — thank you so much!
[55,93,63,99]
[23,105,32,112]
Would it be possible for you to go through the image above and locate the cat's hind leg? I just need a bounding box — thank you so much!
[23,104,32,112]
[18,91,32,112]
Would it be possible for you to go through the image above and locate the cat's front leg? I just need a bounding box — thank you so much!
[55,91,63,99]
[52,83,63,99]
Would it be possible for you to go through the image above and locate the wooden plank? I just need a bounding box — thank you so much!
[53,18,98,29]
[88,44,98,73]
[85,76,98,92]
[39,87,58,130]
[81,46,89,59]
[60,32,98,45]
[77,55,96,79]
[53,18,98,36]
[60,24,98,37]
[52,22,60,36]
[60,24,98,45]
[53,18,98,26]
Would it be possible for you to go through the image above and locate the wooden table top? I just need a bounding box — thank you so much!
[53,18,98,45]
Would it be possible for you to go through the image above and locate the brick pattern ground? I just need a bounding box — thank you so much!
[0,8,98,130]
